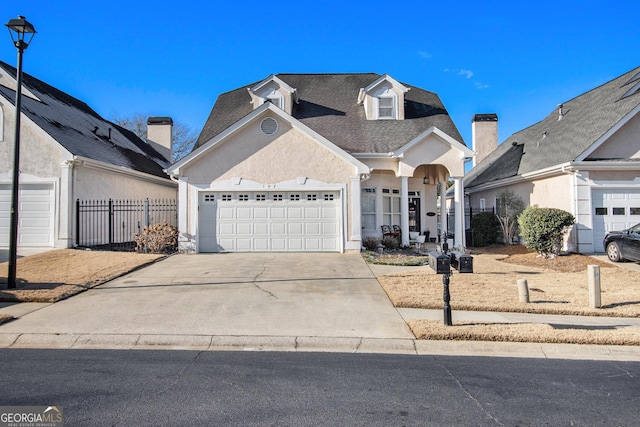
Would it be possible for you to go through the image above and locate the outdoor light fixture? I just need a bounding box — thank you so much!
[423,176,429,184]
[5,16,36,289]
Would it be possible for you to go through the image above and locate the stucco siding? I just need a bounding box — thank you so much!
[74,166,176,201]
[0,112,65,178]
[587,114,640,159]
[185,119,354,185]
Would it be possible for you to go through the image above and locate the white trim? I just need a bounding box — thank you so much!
[362,74,410,95]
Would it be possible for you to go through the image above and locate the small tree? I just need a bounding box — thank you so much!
[495,190,525,244]
[518,206,575,257]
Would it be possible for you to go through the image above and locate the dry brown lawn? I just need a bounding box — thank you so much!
[409,320,640,346]
[376,245,640,344]
[0,249,164,303]
[378,248,640,318]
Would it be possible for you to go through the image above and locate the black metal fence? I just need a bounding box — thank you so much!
[76,198,177,250]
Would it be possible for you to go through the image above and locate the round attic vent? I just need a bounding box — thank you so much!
[260,117,278,135]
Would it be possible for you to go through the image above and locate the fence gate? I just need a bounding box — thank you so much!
[76,198,177,250]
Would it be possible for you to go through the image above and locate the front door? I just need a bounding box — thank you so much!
[409,197,420,232]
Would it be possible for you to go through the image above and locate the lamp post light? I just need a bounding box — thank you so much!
[5,16,36,289]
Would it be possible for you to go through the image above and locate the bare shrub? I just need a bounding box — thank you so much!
[134,221,178,254]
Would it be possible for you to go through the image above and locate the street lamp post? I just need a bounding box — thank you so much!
[5,16,36,289]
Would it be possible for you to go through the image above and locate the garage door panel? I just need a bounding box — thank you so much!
[198,191,340,252]
[288,238,303,250]
[288,207,303,219]
[219,223,234,235]
[271,207,286,219]
[305,207,320,219]
[218,207,234,219]
[0,184,54,247]
[305,223,320,234]
[254,207,268,219]
[271,238,286,250]
[288,222,303,234]
[592,189,640,252]
[236,223,252,235]
[254,223,269,234]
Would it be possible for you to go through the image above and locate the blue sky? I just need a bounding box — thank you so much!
[2,0,639,154]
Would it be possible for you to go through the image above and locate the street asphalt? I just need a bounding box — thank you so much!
[1,251,640,361]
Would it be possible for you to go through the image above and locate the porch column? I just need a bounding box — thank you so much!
[439,181,447,243]
[400,176,409,246]
[59,161,74,247]
[453,177,465,248]
[349,175,362,246]
[177,177,191,252]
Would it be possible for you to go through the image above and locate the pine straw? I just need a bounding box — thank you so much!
[0,249,165,303]
[378,253,640,318]
[409,320,640,346]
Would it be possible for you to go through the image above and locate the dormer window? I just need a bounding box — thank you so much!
[377,95,396,119]
[265,95,283,109]
[357,74,409,121]
[248,75,298,114]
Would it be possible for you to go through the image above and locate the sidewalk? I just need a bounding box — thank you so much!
[1,253,640,361]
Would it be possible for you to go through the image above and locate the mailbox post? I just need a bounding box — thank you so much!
[428,232,473,326]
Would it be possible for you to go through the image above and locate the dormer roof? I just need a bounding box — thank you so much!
[357,74,410,104]
[196,73,464,154]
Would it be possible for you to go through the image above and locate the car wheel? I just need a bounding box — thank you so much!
[606,242,622,262]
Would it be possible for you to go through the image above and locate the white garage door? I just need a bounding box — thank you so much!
[0,183,54,247]
[592,189,640,252]
[198,191,341,252]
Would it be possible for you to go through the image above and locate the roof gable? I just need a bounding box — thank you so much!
[466,66,640,189]
[169,103,369,175]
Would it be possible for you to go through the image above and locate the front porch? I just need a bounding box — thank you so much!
[358,167,466,249]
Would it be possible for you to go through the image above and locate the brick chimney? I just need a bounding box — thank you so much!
[471,114,498,167]
[147,116,173,162]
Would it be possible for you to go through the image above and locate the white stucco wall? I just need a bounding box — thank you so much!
[180,113,359,252]
[588,114,640,159]
[73,166,176,201]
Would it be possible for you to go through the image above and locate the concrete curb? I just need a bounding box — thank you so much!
[2,333,639,361]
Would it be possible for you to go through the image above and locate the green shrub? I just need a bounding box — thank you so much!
[517,206,575,257]
[134,221,179,254]
[470,211,500,247]
[362,236,381,251]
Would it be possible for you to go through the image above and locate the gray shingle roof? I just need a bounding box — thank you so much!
[0,60,170,179]
[195,73,465,153]
[466,66,640,189]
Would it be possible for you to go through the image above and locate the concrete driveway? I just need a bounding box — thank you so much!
[0,253,414,347]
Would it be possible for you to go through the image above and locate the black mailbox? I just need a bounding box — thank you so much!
[429,251,450,274]
[449,251,473,273]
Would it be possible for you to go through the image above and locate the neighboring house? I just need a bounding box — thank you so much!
[0,60,177,248]
[167,73,472,253]
[464,66,640,253]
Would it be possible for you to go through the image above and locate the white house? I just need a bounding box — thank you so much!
[167,73,473,253]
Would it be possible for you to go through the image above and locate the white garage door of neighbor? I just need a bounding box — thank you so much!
[198,191,341,252]
[0,183,55,247]
[592,189,640,252]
